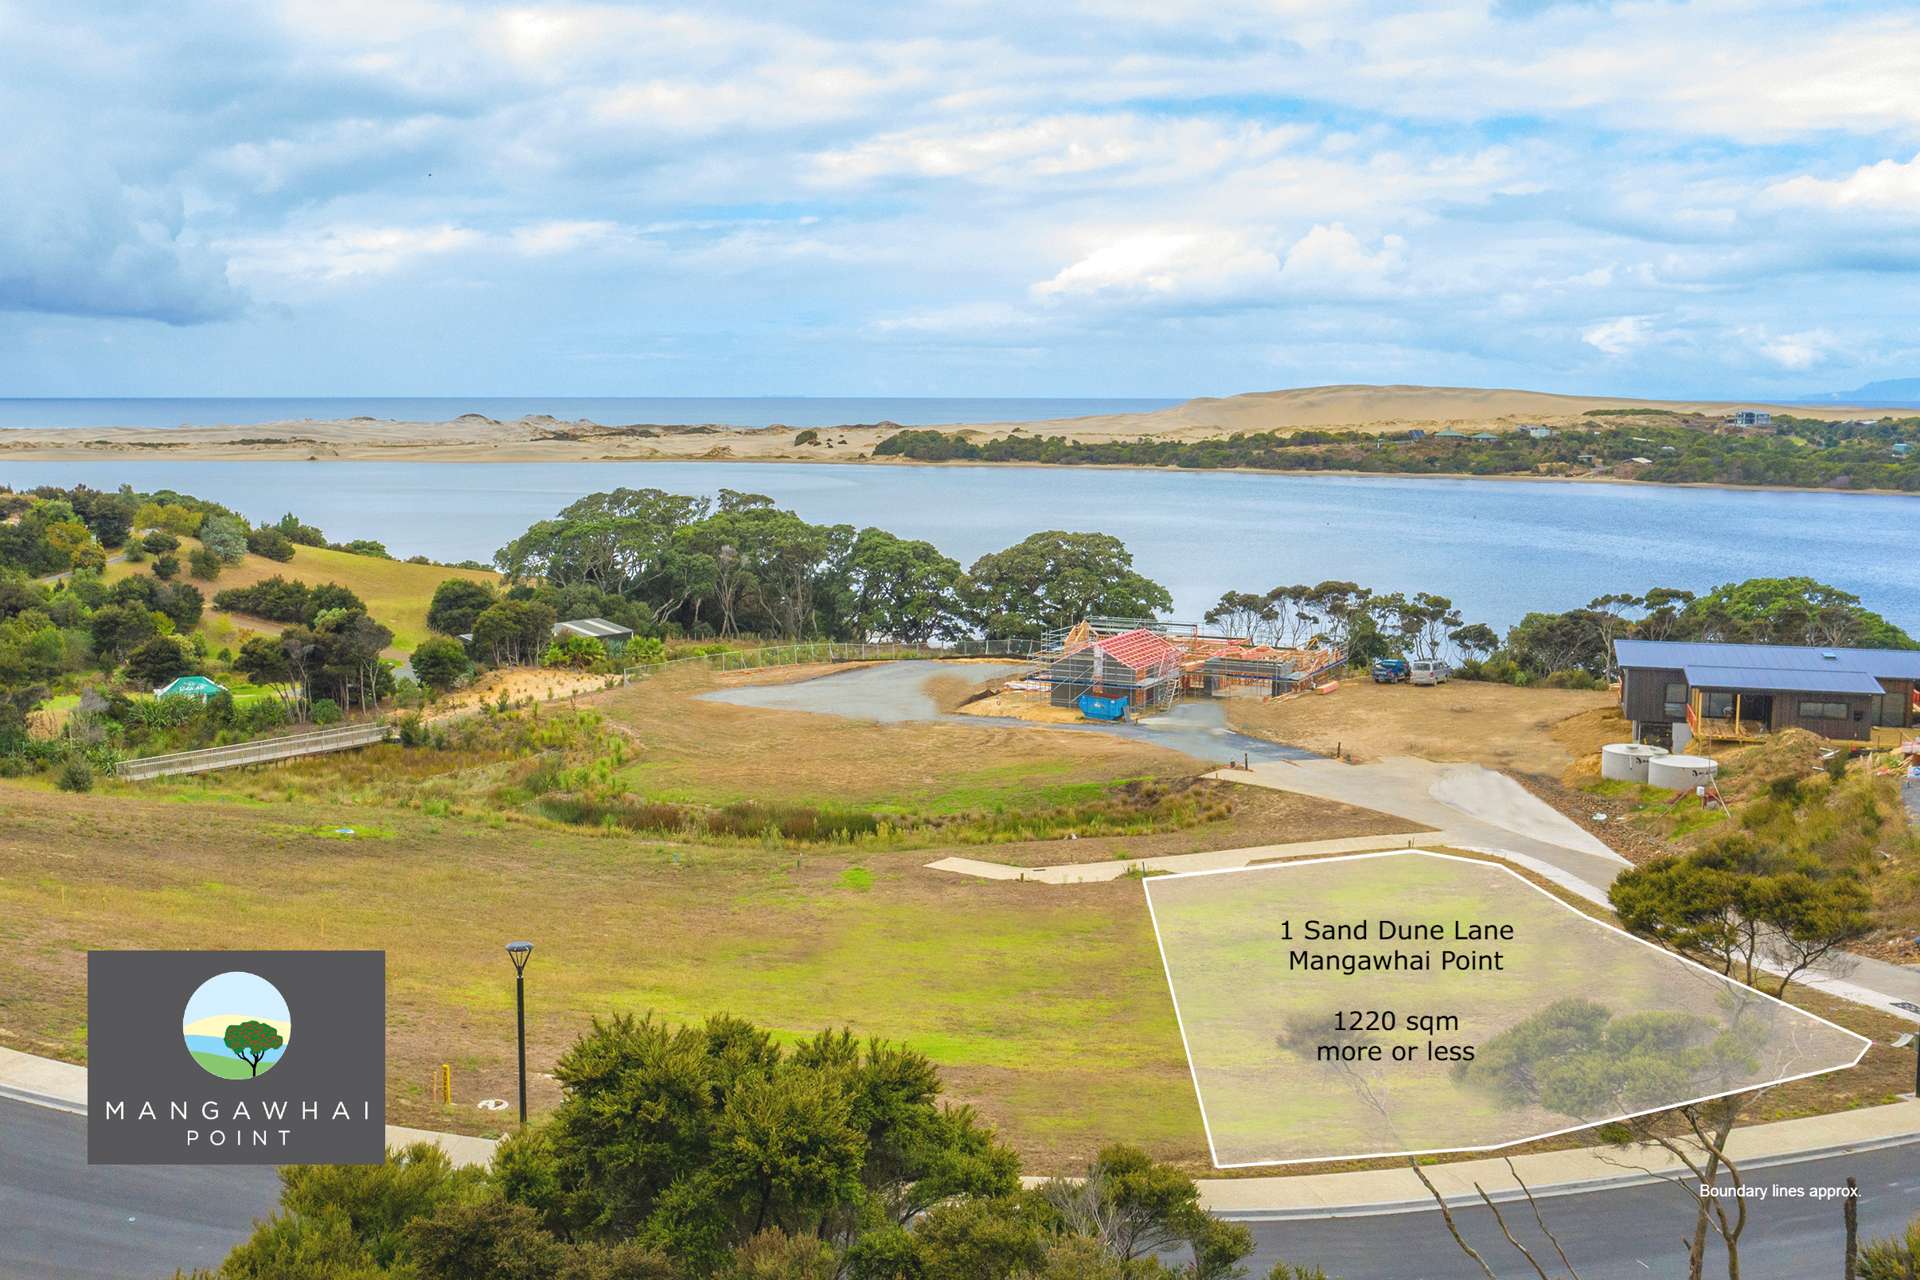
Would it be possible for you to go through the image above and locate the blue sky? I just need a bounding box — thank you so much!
[2,0,1918,399]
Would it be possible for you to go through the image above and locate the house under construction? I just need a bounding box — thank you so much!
[1035,617,1344,716]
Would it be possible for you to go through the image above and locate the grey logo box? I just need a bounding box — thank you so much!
[88,950,385,1165]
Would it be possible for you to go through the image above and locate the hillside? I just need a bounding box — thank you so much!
[106,545,497,656]
[964,384,1884,441]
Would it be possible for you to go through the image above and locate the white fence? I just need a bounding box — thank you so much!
[115,722,393,780]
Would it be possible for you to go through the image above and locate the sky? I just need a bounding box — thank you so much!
[2,0,1918,400]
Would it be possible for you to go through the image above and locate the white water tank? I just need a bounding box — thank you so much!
[1648,754,1719,790]
[1601,742,1669,783]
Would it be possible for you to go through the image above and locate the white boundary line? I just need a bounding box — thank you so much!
[1140,847,1873,1170]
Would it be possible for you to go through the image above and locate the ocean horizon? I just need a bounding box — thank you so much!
[0,396,1182,431]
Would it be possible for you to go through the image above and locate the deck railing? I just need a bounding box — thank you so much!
[116,722,393,780]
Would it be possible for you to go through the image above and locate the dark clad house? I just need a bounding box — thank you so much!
[1614,638,1920,748]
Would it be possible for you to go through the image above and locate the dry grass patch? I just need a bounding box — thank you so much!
[1226,678,1614,770]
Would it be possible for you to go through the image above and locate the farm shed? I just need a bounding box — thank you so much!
[553,617,635,655]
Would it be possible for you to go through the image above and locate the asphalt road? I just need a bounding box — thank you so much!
[0,1098,278,1279]
[700,659,1317,762]
[5,1093,1915,1280]
[1241,1144,1920,1280]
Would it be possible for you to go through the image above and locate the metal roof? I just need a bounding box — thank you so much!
[1615,638,1920,680]
[1681,665,1885,696]
[553,617,634,639]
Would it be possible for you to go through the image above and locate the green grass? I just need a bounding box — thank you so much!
[190,1049,278,1079]
[106,544,497,656]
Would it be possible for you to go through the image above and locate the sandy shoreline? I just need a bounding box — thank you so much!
[0,384,1908,498]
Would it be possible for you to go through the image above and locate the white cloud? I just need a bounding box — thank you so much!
[1581,315,1651,357]
[1767,152,1920,213]
[1030,230,1279,302]
[223,223,485,284]
[1749,327,1835,371]
[1278,223,1406,289]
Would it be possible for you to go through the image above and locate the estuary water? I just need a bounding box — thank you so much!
[4,459,1913,633]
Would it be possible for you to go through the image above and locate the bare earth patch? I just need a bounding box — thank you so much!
[1226,678,1614,771]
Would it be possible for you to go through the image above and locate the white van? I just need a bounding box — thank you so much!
[1409,659,1450,686]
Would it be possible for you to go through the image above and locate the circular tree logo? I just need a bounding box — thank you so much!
[182,971,291,1080]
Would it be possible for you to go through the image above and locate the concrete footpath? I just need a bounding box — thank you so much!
[0,1045,499,1168]
[1193,1098,1920,1218]
[7,1043,1916,1215]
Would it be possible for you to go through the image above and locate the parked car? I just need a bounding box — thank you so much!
[1371,658,1410,683]
[1409,659,1450,686]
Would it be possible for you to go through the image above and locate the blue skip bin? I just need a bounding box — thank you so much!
[1077,692,1129,722]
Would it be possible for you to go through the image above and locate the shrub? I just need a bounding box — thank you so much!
[246,525,297,562]
[56,756,94,792]
[411,636,473,693]
[142,530,180,554]
[543,634,607,670]
[311,698,343,725]
[152,554,180,581]
[188,547,222,581]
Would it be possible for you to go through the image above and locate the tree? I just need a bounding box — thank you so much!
[188,547,223,581]
[223,1019,284,1076]
[247,525,297,561]
[1678,577,1913,649]
[87,603,161,666]
[1448,622,1498,661]
[960,532,1172,640]
[472,600,558,667]
[234,634,297,712]
[152,553,180,581]
[427,579,499,636]
[847,529,964,644]
[411,636,472,694]
[126,635,194,686]
[200,513,251,564]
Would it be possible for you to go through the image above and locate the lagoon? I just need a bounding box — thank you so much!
[2,459,1913,632]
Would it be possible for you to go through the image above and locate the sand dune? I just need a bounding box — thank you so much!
[0,385,1891,465]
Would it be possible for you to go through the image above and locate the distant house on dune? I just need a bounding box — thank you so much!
[1731,410,1773,427]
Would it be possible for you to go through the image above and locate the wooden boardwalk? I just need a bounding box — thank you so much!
[115,722,392,780]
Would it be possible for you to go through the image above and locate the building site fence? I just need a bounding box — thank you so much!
[621,637,1051,683]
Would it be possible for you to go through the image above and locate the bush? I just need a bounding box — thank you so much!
[311,698,342,725]
[142,530,180,554]
[1541,668,1606,690]
[543,634,607,670]
[188,547,222,580]
[246,525,297,562]
[56,756,94,792]
[411,636,473,694]
[152,554,180,581]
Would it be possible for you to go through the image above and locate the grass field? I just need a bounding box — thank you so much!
[106,544,497,656]
[2,665,1910,1175]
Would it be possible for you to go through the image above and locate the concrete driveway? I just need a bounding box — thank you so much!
[1214,756,1630,899]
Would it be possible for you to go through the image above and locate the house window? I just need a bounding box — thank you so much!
[1796,700,1849,721]
[1700,691,1735,719]
[1662,681,1688,719]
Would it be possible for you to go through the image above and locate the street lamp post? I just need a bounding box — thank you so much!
[506,941,534,1125]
